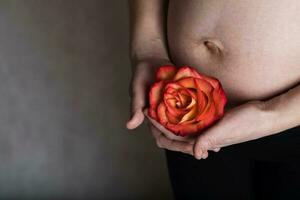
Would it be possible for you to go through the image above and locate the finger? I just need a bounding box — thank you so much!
[149,124,162,141]
[144,109,195,144]
[126,109,144,129]
[156,133,194,155]
[194,135,216,159]
[212,147,221,152]
[126,80,147,130]
[149,123,193,154]
[202,151,209,159]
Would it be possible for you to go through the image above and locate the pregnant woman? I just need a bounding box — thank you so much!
[126,1,300,199]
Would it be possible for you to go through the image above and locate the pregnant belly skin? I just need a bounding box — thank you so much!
[167,0,300,106]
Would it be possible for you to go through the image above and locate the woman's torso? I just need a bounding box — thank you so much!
[167,0,300,106]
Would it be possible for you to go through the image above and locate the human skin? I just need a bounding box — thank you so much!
[126,0,300,159]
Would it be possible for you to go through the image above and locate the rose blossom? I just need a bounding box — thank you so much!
[148,65,227,137]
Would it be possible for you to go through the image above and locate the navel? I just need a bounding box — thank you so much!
[203,38,226,57]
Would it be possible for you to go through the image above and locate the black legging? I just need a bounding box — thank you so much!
[165,126,300,200]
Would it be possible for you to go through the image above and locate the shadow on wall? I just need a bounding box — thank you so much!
[0,1,172,199]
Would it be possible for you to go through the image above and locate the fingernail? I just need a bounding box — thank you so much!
[195,151,202,160]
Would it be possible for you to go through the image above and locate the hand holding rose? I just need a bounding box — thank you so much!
[145,65,269,160]
[126,58,174,130]
[128,63,270,160]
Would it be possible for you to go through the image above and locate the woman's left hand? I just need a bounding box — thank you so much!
[145,100,272,160]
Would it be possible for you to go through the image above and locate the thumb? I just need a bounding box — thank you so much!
[126,109,145,129]
[126,80,147,130]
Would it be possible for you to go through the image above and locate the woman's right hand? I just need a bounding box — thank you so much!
[126,58,196,155]
[126,57,173,130]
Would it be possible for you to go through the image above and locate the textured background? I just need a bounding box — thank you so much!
[0,1,172,199]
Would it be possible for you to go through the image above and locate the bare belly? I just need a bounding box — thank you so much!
[167,0,300,106]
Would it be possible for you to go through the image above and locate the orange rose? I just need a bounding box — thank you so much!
[148,65,227,137]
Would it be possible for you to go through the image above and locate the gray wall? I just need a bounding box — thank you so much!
[0,1,172,199]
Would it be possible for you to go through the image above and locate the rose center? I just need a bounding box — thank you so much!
[174,92,191,109]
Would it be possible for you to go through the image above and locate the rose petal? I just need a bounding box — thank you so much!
[185,88,197,100]
[166,110,180,124]
[157,102,168,126]
[178,88,191,96]
[173,66,202,81]
[186,96,197,109]
[194,78,213,94]
[197,90,208,115]
[179,99,198,123]
[166,122,199,136]
[177,91,191,107]
[164,98,187,116]
[165,82,184,91]
[164,83,186,106]
[164,111,218,136]
[166,98,177,107]
[203,76,220,89]
[213,87,227,116]
[180,118,197,125]
[177,77,197,89]
[191,67,205,79]
[197,99,216,121]
[164,92,175,100]
[149,81,164,119]
[156,65,177,81]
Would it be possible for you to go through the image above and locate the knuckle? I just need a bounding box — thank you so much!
[204,136,217,149]
[132,79,145,91]
[131,105,144,116]
[137,99,145,107]
[132,98,145,109]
